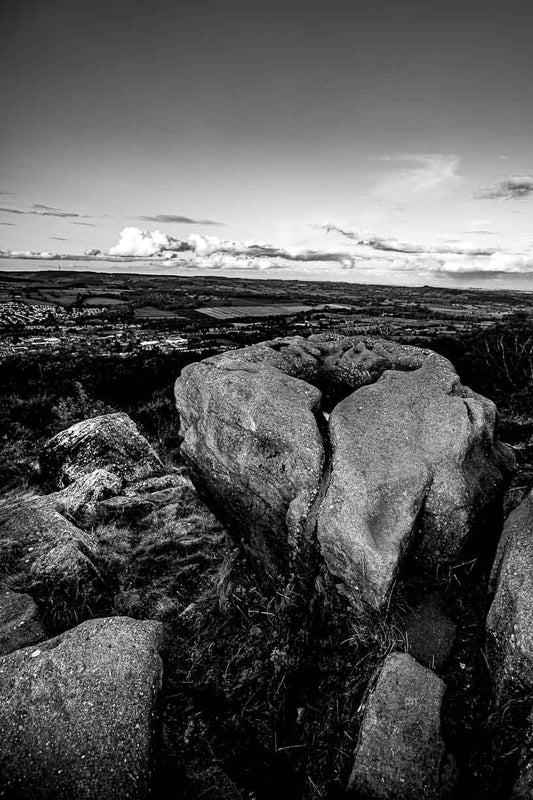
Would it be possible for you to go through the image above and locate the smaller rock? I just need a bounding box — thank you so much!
[0,587,46,656]
[50,468,124,528]
[348,652,450,800]
[0,616,164,800]
[405,593,457,670]
[487,489,533,703]
[40,413,163,489]
[0,498,101,627]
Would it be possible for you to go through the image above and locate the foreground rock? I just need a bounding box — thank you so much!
[176,335,513,606]
[348,652,450,799]
[487,488,533,703]
[0,616,163,800]
[0,587,46,656]
[40,413,163,489]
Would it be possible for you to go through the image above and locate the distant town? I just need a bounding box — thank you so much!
[0,268,527,361]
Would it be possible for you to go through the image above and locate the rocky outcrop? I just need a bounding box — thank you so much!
[40,412,163,489]
[0,616,163,800]
[486,488,533,703]
[0,586,46,656]
[348,652,451,799]
[175,335,513,607]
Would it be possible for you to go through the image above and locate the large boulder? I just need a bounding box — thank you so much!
[175,336,513,605]
[175,354,326,577]
[348,652,451,799]
[0,616,163,800]
[486,489,533,703]
[0,498,101,625]
[317,355,512,608]
[39,413,163,490]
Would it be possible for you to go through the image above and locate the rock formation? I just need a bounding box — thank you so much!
[175,335,514,608]
[0,617,163,799]
[40,412,163,489]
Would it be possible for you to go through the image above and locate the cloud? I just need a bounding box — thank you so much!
[0,204,90,218]
[137,213,224,226]
[109,227,358,268]
[372,153,464,202]
[0,190,14,196]
[0,222,15,226]
[51,236,67,241]
[73,221,96,227]
[478,176,533,200]
[109,227,190,257]
[320,223,495,257]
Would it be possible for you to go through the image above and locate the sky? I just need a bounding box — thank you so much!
[1,0,533,288]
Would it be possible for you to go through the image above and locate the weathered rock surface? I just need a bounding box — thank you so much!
[176,353,326,576]
[0,616,163,800]
[487,488,533,703]
[40,413,163,490]
[0,498,100,594]
[404,593,457,671]
[318,355,512,607]
[175,335,513,605]
[0,586,46,656]
[50,467,124,528]
[348,652,449,799]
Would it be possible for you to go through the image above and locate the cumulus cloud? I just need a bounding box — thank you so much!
[137,213,224,226]
[108,227,358,268]
[109,227,190,257]
[478,176,533,200]
[372,153,464,202]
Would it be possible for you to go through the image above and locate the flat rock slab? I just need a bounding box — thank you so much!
[404,593,457,671]
[487,489,533,703]
[39,413,163,489]
[0,616,163,800]
[0,587,46,656]
[349,652,448,800]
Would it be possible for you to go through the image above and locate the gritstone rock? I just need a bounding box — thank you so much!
[175,336,513,607]
[348,652,451,799]
[39,412,163,490]
[0,616,163,800]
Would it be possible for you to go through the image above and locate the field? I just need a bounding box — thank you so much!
[197,303,311,320]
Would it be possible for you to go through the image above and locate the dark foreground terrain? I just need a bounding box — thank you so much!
[2,273,533,799]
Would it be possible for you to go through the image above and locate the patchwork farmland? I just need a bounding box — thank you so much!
[196,304,311,320]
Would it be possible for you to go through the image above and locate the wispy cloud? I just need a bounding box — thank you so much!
[51,236,67,241]
[137,213,224,226]
[73,221,96,227]
[320,223,494,257]
[0,221,15,226]
[0,204,90,218]
[478,176,533,200]
[372,153,464,202]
